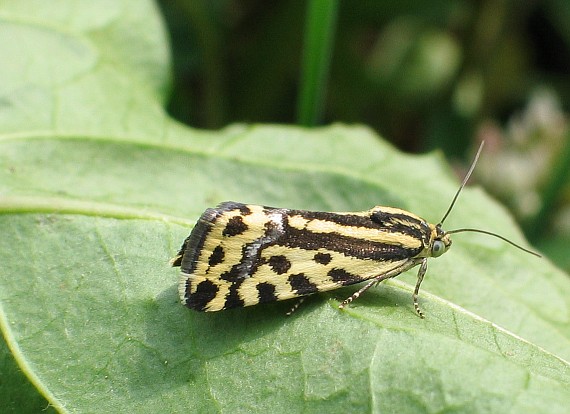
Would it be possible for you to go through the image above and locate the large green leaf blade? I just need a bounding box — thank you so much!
[1,128,569,413]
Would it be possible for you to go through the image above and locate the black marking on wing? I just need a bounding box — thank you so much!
[237,204,252,215]
[279,227,420,262]
[223,215,248,236]
[225,280,245,309]
[186,279,219,311]
[313,252,332,265]
[288,210,381,229]
[268,255,291,274]
[288,273,318,295]
[220,264,244,283]
[208,245,224,267]
[328,268,362,285]
[257,282,278,303]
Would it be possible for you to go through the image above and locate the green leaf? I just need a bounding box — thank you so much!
[1,1,569,413]
[0,337,57,413]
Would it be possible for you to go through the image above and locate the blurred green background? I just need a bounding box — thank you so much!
[157,0,570,272]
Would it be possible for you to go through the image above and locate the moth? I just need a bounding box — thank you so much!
[171,142,539,317]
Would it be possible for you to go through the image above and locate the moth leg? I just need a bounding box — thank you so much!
[413,258,428,318]
[286,297,307,316]
[339,259,420,310]
[338,279,378,309]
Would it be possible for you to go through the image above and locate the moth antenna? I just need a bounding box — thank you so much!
[438,141,540,258]
[439,141,485,225]
[446,228,541,257]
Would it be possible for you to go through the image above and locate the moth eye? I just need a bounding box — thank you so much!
[431,240,446,257]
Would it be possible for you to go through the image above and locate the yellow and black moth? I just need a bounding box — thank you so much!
[171,143,539,317]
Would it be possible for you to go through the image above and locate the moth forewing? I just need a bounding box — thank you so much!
[173,201,451,316]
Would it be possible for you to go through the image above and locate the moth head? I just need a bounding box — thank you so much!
[431,224,452,258]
